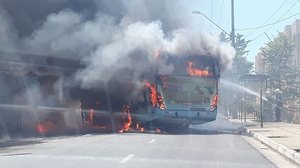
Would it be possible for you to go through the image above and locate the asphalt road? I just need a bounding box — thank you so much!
[0,117,277,168]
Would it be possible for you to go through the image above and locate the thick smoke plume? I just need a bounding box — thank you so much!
[0,0,235,89]
[76,21,235,88]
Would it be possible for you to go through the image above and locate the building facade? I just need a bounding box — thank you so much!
[255,52,265,74]
[284,19,300,123]
[284,19,300,68]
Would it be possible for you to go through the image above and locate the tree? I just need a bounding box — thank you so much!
[261,33,294,89]
[223,33,253,79]
[261,32,298,122]
[233,34,254,77]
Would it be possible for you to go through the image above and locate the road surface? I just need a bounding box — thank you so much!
[0,116,282,168]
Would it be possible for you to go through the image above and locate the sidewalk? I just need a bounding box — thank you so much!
[230,119,300,165]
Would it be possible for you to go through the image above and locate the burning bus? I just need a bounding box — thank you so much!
[0,51,220,135]
[81,55,220,130]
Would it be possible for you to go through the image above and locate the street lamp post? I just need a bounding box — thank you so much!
[192,10,231,37]
[192,0,235,48]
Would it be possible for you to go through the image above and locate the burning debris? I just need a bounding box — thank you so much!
[120,105,132,132]
[119,105,145,133]
[36,120,55,134]
[157,93,166,110]
[135,123,144,132]
[34,111,67,135]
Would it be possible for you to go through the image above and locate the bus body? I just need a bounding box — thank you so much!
[81,55,220,130]
[151,76,218,125]
[135,56,220,127]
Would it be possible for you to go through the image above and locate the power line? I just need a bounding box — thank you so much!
[261,0,288,25]
[237,12,300,31]
[279,0,300,19]
[251,0,300,41]
[244,0,287,38]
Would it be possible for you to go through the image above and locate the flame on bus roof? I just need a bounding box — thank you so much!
[187,61,213,77]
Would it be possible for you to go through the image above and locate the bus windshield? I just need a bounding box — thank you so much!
[166,56,219,77]
[160,76,217,106]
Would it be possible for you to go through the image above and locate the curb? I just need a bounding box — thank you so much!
[247,128,300,166]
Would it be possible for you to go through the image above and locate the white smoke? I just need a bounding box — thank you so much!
[76,20,235,87]
[1,1,235,89]
[0,7,17,51]
[22,10,118,59]
[77,21,166,87]
[164,29,235,69]
[19,8,235,88]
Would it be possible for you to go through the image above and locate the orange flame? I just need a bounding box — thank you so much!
[187,61,213,77]
[210,95,219,109]
[157,93,166,110]
[136,123,144,132]
[145,81,158,107]
[36,121,55,134]
[121,105,132,132]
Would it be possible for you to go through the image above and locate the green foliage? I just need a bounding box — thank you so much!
[261,32,295,90]
[261,32,299,121]
[223,33,253,79]
[235,33,250,57]
[234,34,254,76]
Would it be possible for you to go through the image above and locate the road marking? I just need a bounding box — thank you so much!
[119,154,135,164]
[148,139,156,144]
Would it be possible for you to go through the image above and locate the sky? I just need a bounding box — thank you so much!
[186,0,300,62]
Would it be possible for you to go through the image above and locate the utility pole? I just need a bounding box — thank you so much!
[260,80,263,128]
[230,0,235,49]
[231,0,236,48]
